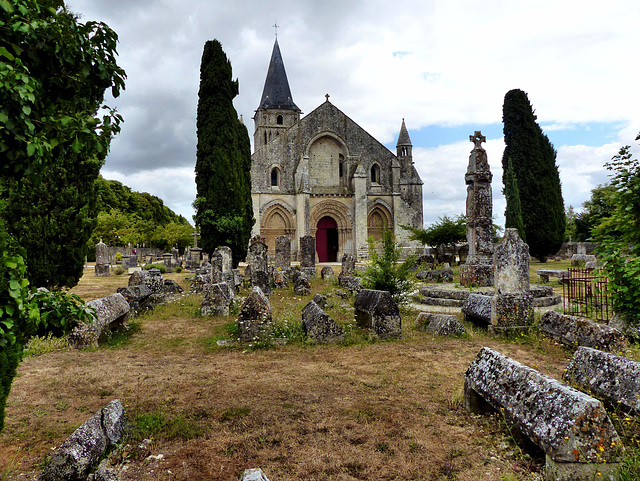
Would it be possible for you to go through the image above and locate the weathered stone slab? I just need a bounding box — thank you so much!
[540,311,628,352]
[302,300,344,343]
[465,347,622,480]
[94,264,110,277]
[320,265,334,280]
[251,269,271,296]
[163,279,183,294]
[275,235,291,270]
[461,293,492,325]
[312,293,327,309]
[564,346,640,414]
[299,235,316,268]
[416,268,453,283]
[116,284,153,317]
[202,282,234,316]
[247,241,268,273]
[415,313,465,336]
[40,400,125,481]
[293,271,311,296]
[459,263,493,287]
[491,293,534,329]
[572,254,597,267]
[354,289,401,339]
[340,253,356,277]
[237,286,273,343]
[494,228,530,295]
[68,294,130,348]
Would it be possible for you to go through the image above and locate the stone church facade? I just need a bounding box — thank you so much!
[251,39,424,261]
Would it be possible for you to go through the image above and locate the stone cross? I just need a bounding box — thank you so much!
[273,22,279,38]
[469,131,486,150]
[325,93,330,102]
[192,228,199,248]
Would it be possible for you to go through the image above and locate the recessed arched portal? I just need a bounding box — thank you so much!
[316,216,339,262]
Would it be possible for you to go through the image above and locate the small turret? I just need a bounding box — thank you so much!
[396,118,412,161]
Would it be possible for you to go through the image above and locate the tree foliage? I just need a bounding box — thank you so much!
[593,134,640,323]
[194,40,254,267]
[0,0,124,431]
[403,215,467,249]
[502,89,565,261]
[503,156,525,241]
[361,228,415,304]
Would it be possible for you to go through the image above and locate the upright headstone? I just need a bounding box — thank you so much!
[94,240,110,276]
[162,253,173,273]
[247,241,268,273]
[210,250,223,283]
[216,246,233,273]
[299,235,316,278]
[338,253,360,290]
[460,131,494,287]
[491,228,534,331]
[237,286,273,343]
[171,247,180,267]
[275,235,291,271]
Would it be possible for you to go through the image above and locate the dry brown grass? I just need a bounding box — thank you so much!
[0,270,573,480]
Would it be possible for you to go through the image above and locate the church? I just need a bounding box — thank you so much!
[250,39,424,261]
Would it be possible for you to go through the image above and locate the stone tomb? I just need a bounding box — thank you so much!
[491,228,534,331]
[564,346,640,415]
[540,311,627,352]
[274,235,291,271]
[354,289,401,339]
[465,347,622,480]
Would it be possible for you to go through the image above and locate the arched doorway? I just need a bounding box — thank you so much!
[316,216,339,262]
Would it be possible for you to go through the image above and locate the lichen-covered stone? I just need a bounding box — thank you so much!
[416,313,465,336]
[272,268,289,289]
[163,279,183,294]
[340,253,356,276]
[201,282,234,316]
[116,285,153,317]
[247,241,268,273]
[68,294,130,349]
[237,286,273,343]
[540,311,628,352]
[493,228,530,295]
[571,254,597,266]
[240,468,271,481]
[416,268,453,283]
[465,347,622,479]
[94,263,110,277]
[564,346,640,414]
[299,235,316,268]
[293,271,311,296]
[320,266,334,279]
[459,263,493,287]
[275,236,291,270]
[461,293,492,325]
[354,289,401,339]
[40,400,125,481]
[302,300,344,343]
[251,269,271,296]
[491,293,534,329]
[312,293,327,309]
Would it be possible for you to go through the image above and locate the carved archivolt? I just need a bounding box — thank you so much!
[309,200,352,234]
[367,201,393,240]
[259,199,295,217]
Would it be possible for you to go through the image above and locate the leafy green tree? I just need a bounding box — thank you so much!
[194,40,254,267]
[502,89,565,261]
[361,228,415,304]
[403,215,467,250]
[503,156,525,241]
[574,184,616,242]
[0,0,124,431]
[594,134,640,323]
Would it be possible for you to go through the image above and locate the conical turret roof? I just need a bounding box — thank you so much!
[396,118,412,147]
[258,39,300,111]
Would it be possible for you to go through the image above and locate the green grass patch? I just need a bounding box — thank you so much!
[220,406,251,423]
[132,410,204,441]
[24,333,69,357]
[104,320,140,349]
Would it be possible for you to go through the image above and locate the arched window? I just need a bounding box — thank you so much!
[276,115,283,125]
[270,167,280,187]
[264,131,267,145]
[370,164,380,184]
[339,154,345,178]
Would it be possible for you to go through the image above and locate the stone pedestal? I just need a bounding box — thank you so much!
[94,264,110,277]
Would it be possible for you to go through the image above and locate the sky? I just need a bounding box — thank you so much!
[69,0,640,228]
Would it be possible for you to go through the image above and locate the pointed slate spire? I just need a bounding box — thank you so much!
[396,118,412,147]
[258,39,300,111]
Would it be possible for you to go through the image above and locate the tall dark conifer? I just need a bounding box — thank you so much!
[194,40,254,266]
[503,156,525,241]
[502,89,565,261]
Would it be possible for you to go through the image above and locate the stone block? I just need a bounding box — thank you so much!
[237,286,273,343]
[490,293,534,330]
[354,289,401,339]
[320,265,334,279]
[302,300,344,343]
[299,235,316,268]
[536,269,569,283]
[493,228,530,295]
[275,235,291,270]
[461,293,492,325]
[416,268,453,283]
[540,311,628,352]
[340,253,356,276]
[163,279,183,294]
[415,313,465,336]
[116,285,153,317]
[94,264,110,277]
[40,400,125,481]
[68,294,130,348]
[251,269,271,296]
[95,240,109,265]
[464,347,622,480]
[459,263,493,287]
[293,271,311,296]
[564,346,640,414]
[571,254,597,266]
[240,468,271,481]
[202,282,234,316]
[312,293,327,309]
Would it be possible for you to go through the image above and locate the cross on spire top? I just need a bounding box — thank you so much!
[325,93,330,102]
[469,130,486,150]
[273,22,279,38]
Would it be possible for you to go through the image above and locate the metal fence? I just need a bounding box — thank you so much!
[562,268,611,322]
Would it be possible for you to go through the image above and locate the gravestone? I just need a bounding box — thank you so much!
[302,300,345,343]
[461,293,492,325]
[215,246,233,273]
[415,313,465,336]
[275,235,291,270]
[124,255,137,269]
[354,289,401,339]
[162,253,173,272]
[171,247,180,267]
[247,241,268,273]
[320,265,334,279]
[299,235,316,278]
[94,240,110,276]
[540,311,627,352]
[201,282,234,317]
[465,347,622,480]
[237,286,273,343]
[338,253,360,289]
[491,228,533,331]
[460,131,494,287]
[210,250,223,283]
[187,247,202,270]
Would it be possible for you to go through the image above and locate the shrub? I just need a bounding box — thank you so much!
[113,266,125,275]
[31,290,95,337]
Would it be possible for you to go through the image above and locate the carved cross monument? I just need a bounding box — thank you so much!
[460,131,494,287]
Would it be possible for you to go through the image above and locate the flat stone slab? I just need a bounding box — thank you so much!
[237,286,273,343]
[537,269,569,282]
[565,347,640,415]
[419,284,560,308]
[465,347,622,480]
[415,313,465,336]
[540,311,628,352]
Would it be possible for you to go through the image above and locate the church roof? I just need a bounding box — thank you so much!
[258,39,300,111]
[396,118,412,147]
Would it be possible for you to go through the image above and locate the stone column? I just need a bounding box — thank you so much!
[490,228,534,332]
[460,131,494,287]
[353,162,368,260]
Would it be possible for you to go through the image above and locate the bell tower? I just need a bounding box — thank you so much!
[253,38,301,151]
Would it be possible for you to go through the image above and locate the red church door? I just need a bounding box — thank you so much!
[316,216,339,262]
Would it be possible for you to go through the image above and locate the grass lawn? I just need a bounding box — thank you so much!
[1,265,637,480]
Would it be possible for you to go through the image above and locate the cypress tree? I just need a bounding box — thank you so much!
[503,156,526,241]
[502,89,565,261]
[194,40,254,267]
